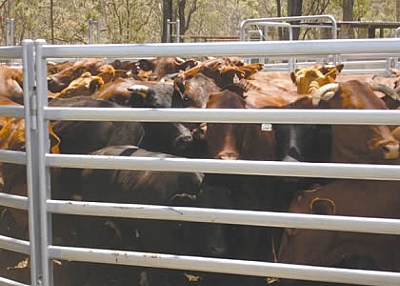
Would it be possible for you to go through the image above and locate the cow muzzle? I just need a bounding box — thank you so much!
[381,141,399,159]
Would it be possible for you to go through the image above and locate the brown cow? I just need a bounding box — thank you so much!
[47,60,73,75]
[304,80,399,163]
[0,117,60,239]
[290,63,344,94]
[54,71,104,99]
[91,77,153,107]
[47,58,115,93]
[277,178,400,285]
[0,66,24,104]
[137,57,199,81]
[172,57,263,109]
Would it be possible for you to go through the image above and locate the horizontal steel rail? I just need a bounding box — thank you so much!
[44,107,400,126]
[48,246,400,286]
[48,200,400,235]
[46,154,400,181]
[0,235,30,255]
[0,106,25,119]
[0,276,30,286]
[37,38,400,58]
[0,150,26,165]
[0,46,23,59]
[0,192,28,210]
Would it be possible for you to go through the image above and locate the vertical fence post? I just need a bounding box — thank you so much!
[34,39,54,286]
[89,19,101,44]
[97,20,101,44]
[22,39,44,286]
[176,19,180,43]
[6,18,15,46]
[89,19,94,44]
[166,19,171,43]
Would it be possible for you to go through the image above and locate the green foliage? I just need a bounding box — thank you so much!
[0,0,398,45]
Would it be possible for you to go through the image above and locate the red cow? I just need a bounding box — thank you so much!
[278,178,400,285]
[305,80,399,163]
[0,66,24,104]
[47,60,73,75]
[136,57,199,81]
[47,58,115,93]
[54,71,104,99]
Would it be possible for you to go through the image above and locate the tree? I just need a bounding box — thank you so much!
[287,0,303,40]
[397,0,400,21]
[342,0,355,38]
[162,0,172,42]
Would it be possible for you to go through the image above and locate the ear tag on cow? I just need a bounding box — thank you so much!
[261,123,272,131]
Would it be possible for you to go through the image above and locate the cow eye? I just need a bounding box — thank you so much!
[183,95,190,101]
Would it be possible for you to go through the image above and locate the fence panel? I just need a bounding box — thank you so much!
[1,38,400,286]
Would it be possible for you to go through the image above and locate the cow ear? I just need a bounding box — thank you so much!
[309,198,335,215]
[137,59,155,71]
[290,71,297,84]
[336,63,344,73]
[112,59,122,69]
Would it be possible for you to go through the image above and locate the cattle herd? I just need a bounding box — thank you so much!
[0,55,400,286]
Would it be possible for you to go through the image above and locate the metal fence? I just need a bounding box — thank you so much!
[1,38,400,286]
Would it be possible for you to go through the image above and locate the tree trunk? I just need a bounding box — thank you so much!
[276,0,283,39]
[342,0,355,38]
[50,0,54,44]
[287,0,302,40]
[397,0,400,21]
[178,0,186,41]
[162,0,173,43]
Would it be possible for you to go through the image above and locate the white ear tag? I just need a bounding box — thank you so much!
[261,123,272,131]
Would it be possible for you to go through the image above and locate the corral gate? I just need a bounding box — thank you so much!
[1,38,400,286]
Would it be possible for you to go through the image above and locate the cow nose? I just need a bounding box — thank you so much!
[381,142,399,159]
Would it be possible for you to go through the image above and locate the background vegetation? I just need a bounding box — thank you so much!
[0,0,399,45]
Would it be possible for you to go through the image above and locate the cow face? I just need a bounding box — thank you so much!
[47,58,107,93]
[205,90,246,160]
[303,80,399,163]
[274,123,332,164]
[290,63,344,94]
[173,73,220,109]
[47,60,72,75]
[137,57,199,81]
[278,191,338,269]
[57,72,104,98]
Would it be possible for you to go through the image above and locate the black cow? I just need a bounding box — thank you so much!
[67,145,213,286]
[49,96,197,157]
[127,82,175,108]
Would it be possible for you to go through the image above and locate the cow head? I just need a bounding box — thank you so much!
[278,189,338,270]
[308,80,399,163]
[137,57,199,81]
[0,66,24,104]
[56,72,104,98]
[290,63,344,94]
[172,72,220,109]
[47,60,73,75]
[47,58,108,93]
